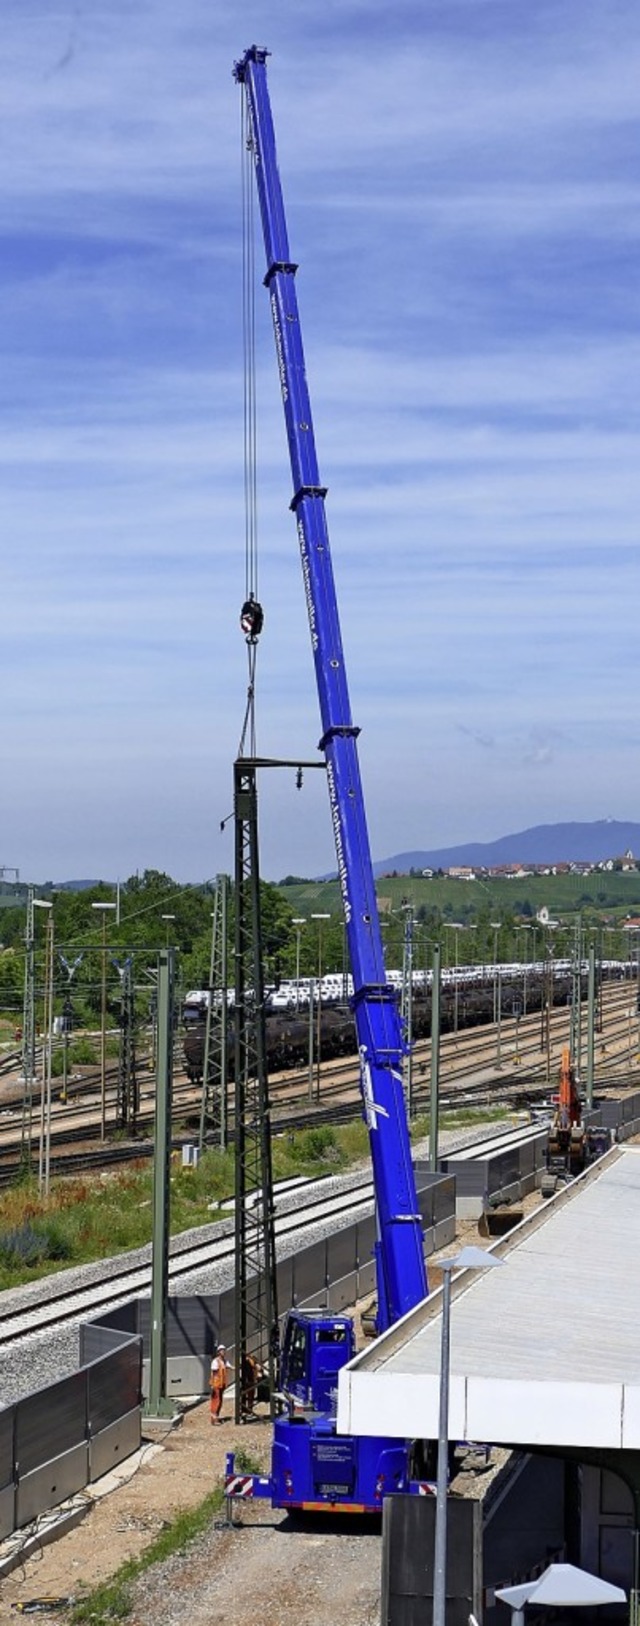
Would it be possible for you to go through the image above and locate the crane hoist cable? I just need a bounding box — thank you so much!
[237,83,264,760]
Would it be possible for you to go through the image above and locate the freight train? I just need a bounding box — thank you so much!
[181,962,583,1085]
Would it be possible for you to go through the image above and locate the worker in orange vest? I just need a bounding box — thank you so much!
[209,1344,232,1424]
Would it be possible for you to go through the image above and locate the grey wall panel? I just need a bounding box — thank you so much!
[357,1259,376,1297]
[164,1356,209,1396]
[534,1134,548,1169]
[491,1150,520,1189]
[89,1408,141,1484]
[617,1116,640,1142]
[167,1296,219,1359]
[16,1442,89,1528]
[276,1255,294,1313]
[136,1300,151,1351]
[88,1343,141,1435]
[327,1272,358,1312]
[356,1215,376,1269]
[432,1175,456,1222]
[292,1240,327,1306]
[16,1371,86,1478]
[434,1217,456,1249]
[298,1290,330,1310]
[445,1163,484,1198]
[81,1322,138,1366]
[328,1227,357,1286]
[518,1142,535,1176]
[381,1487,481,1626]
[413,1165,443,1190]
[417,1187,435,1229]
[0,1481,15,1541]
[0,1406,14,1490]
[422,1225,436,1259]
[215,1289,234,1349]
[88,1302,139,1338]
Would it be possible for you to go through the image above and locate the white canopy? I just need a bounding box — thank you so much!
[496,1563,627,1612]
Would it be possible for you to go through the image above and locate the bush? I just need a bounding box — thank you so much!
[70,1038,98,1065]
[0,1219,73,1267]
[299,1126,342,1165]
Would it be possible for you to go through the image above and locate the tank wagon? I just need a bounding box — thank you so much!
[182,964,580,1085]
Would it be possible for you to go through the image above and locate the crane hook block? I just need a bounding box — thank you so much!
[240,596,264,643]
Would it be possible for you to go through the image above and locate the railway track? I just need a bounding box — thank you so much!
[0,1171,382,1348]
[0,983,637,1186]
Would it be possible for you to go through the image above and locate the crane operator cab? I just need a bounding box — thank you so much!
[278,1309,355,1418]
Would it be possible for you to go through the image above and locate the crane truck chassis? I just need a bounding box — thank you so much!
[225,45,431,1514]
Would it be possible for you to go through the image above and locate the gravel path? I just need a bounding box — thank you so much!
[130,1504,382,1626]
[0,1391,384,1626]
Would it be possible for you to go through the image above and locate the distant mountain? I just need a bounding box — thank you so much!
[373,820,640,876]
[52,879,104,891]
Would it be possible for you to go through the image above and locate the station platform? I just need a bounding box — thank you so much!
[338,1145,640,1453]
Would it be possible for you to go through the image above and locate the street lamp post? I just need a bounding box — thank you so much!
[586,940,596,1109]
[443,924,462,1037]
[292,918,306,1011]
[429,942,441,1173]
[516,925,531,1016]
[161,913,176,948]
[311,913,330,1100]
[433,1246,505,1626]
[401,904,414,1117]
[33,900,53,1197]
[490,922,501,1028]
[58,951,83,1104]
[545,934,555,1083]
[496,968,503,1070]
[20,888,36,1168]
[307,972,315,1102]
[445,924,475,1036]
[92,902,117,1139]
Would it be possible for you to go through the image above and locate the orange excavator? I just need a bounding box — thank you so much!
[541,1046,608,1196]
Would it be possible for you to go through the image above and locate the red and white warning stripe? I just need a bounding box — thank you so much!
[225,1474,255,1498]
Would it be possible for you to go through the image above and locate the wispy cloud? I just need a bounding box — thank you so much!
[1,0,638,880]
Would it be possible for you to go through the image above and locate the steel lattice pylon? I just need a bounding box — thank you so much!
[233,760,278,1424]
[198,875,229,1152]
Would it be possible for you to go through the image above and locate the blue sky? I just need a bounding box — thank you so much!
[2,0,639,884]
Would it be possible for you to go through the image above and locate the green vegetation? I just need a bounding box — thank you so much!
[279,870,640,969]
[0,869,297,1036]
[68,1487,225,1623]
[232,1444,264,1473]
[0,1104,512,1292]
[1,865,639,1048]
[51,1038,100,1076]
[0,1117,374,1290]
[0,1217,73,1269]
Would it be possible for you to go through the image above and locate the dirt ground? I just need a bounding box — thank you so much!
[0,1394,392,1626]
[0,1398,273,1619]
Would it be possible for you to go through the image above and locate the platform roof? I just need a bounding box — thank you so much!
[337,1146,640,1452]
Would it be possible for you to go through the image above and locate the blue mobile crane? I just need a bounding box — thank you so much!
[225,46,429,1514]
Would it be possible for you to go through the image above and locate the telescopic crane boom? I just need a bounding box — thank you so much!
[234,43,427,1332]
[226,45,429,1515]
